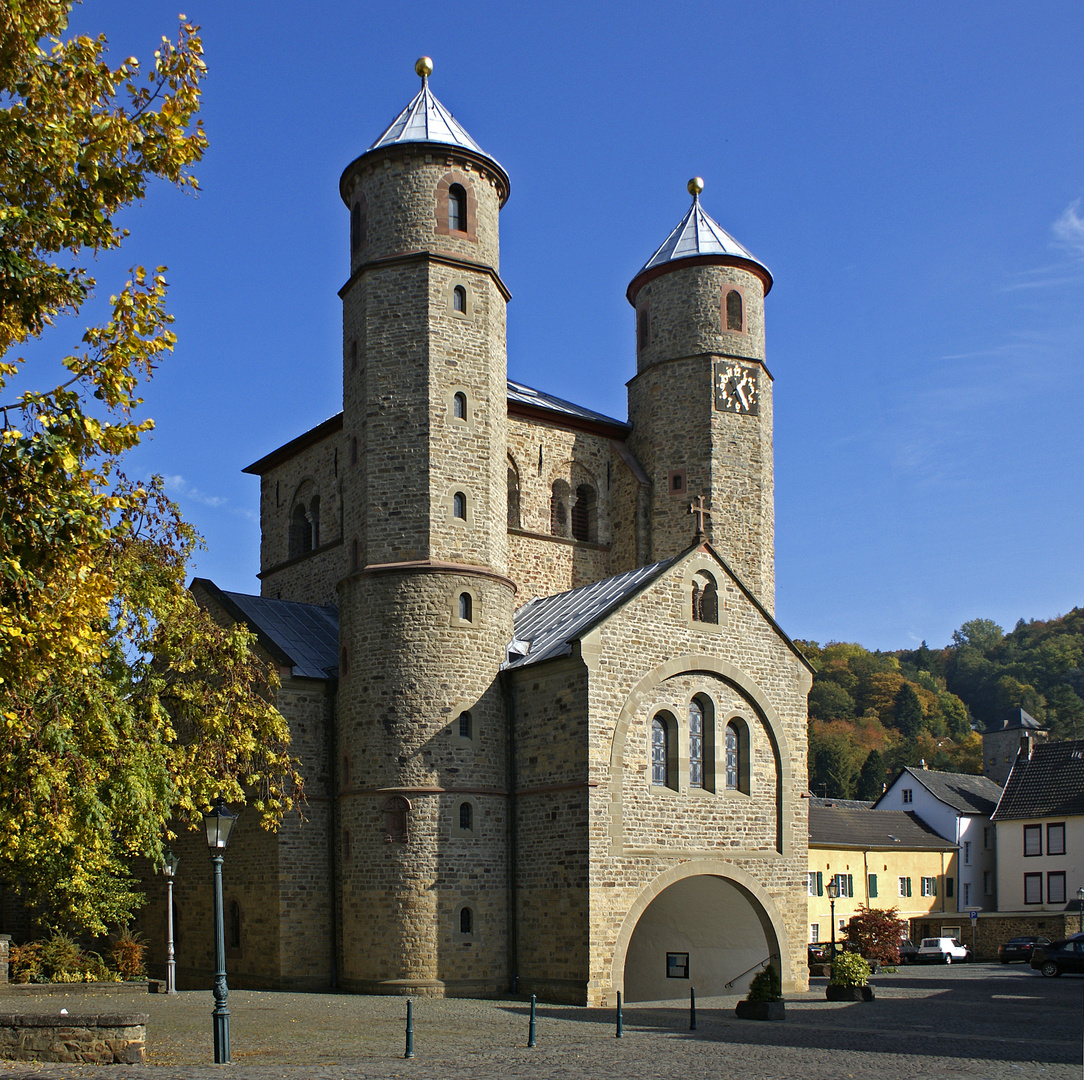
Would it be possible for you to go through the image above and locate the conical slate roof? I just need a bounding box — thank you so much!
[629,181,771,297]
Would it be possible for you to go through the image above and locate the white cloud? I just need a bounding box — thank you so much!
[1053,199,1084,257]
[161,474,256,521]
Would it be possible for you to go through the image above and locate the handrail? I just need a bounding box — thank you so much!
[725,953,779,988]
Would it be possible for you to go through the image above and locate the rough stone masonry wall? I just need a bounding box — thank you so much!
[0,1014,146,1064]
[582,553,810,1003]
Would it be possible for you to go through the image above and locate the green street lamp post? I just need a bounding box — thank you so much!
[1078,887,1084,935]
[826,877,841,976]
[162,848,179,994]
[203,798,238,1064]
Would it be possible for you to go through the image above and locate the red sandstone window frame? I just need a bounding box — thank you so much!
[721,284,746,335]
[435,171,478,242]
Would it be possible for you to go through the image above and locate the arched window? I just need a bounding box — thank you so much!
[289,500,317,558]
[689,699,704,789]
[453,491,466,520]
[453,391,467,419]
[691,570,719,624]
[459,801,473,831]
[453,285,467,312]
[550,479,571,537]
[725,289,743,332]
[725,721,742,790]
[448,184,467,231]
[507,459,521,529]
[383,796,410,843]
[458,592,473,622]
[651,712,675,789]
[460,906,473,934]
[228,900,241,951]
[571,483,597,542]
[458,711,472,739]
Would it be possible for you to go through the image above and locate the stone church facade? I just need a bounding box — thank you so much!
[150,59,813,1005]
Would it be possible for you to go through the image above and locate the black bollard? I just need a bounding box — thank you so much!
[404,998,414,1059]
[528,993,537,1048]
[616,990,623,1038]
[690,986,696,1031]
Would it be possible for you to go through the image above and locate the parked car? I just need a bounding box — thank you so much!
[898,938,919,964]
[999,936,1051,963]
[1031,936,1084,977]
[808,942,828,964]
[917,937,970,964]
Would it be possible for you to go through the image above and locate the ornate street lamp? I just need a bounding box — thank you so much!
[202,798,238,1064]
[1077,886,1084,935]
[826,877,841,974]
[161,849,180,994]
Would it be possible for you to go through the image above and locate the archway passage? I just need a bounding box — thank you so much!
[623,875,774,1002]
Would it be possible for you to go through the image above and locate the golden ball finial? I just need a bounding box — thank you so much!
[415,56,433,79]
[688,177,704,197]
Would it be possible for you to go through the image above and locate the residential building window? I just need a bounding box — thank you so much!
[807,872,817,897]
[651,712,675,789]
[832,873,853,898]
[983,871,993,895]
[688,698,704,789]
[1024,873,1042,905]
[725,289,743,332]
[453,285,467,313]
[810,924,819,943]
[899,877,912,897]
[960,882,967,905]
[920,877,938,897]
[1024,825,1042,856]
[453,391,467,419]
[963,841,971,865]
[448,183,467,231]
[946,877,954,898]
[901,788,913,804]
[1048,872,1067,905]
[1048,823,1066,856]
[460,907,473,935]
[868,874,878,898]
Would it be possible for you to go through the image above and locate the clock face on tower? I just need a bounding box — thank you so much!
[714,361,759,415]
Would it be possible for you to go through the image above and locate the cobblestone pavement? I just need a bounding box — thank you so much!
[1,964,1081,1079]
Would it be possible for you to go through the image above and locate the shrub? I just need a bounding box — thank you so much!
[9,941,43,984]
[110,926,147,980]
[745,964,782,1002]
[41,932,83,981]
[81,951,119,982]
[829,951,871,987]
[845,905,908,964]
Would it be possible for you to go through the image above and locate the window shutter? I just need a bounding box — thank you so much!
[817,872,823,896]
[869,874,878,898]
[907,878,912,897]
[847,874,854,898]
[932,877,937,896]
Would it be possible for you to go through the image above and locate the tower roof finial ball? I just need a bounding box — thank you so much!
[688,176,704,197]
[415,56,433,79]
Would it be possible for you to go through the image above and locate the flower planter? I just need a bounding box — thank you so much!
[735,1000,786,1021]
[826,984,874,1002]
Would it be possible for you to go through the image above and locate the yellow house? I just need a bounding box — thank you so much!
[808,798,960,946]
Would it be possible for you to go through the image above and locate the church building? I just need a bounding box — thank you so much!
[163,58,813,1005]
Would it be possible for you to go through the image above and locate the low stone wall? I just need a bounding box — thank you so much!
[909,913,1078,961]
[0,1013,147,1064]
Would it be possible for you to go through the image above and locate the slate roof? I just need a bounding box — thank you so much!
[992,740,1084,821]
[503,559,674,670]
[876,767,1002,816]
[193,579,339,680]
[809,800,955,849]
[507,379,630,433]
[633,188,771,284]
[984,707,1044,734]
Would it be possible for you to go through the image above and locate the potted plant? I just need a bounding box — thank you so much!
[826,951,874,1001]
[735,964,785,1020]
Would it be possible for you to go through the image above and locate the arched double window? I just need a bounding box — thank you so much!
[571,483,597,542]
[448,184,467,232]
[289,492,320,558]
[550,479,571,537]
[691,570,719,624]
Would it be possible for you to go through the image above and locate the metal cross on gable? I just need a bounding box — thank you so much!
[689,495,711,539]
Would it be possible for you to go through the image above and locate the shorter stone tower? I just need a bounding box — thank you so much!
[335,59,516,995]
[626,179,776,612]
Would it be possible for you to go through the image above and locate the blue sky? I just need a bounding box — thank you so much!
[23,1,1084,651]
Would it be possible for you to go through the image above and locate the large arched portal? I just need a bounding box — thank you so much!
[622,874,778,1002]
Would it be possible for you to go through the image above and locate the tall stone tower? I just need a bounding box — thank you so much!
[334,59,515,995]
[626,179,775,613]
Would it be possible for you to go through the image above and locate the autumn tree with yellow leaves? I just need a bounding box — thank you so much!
[0,3,301,933]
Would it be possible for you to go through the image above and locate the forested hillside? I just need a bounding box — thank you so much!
[799,608,1084,799]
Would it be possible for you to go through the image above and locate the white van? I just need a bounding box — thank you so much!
[917,937,970,964]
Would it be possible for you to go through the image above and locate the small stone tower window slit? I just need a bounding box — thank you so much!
[453,285,467,313]
[458,710,472,739]
[453,392,467,419]
[726,289,743,332]
[460,907,473,934]
[459,801,473,831]
[448,184,467,232]
[453,491,466,520]
[458,592,472,622]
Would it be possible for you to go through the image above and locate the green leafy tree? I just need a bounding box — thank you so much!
[951,619,1004,656]
[855,749,886,800]
[808,679,857,721]
[0,4,302,934]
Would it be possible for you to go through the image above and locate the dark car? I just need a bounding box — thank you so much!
[808,943,829,964]
[999,936,1050,963]
[1031,936,1084,977]
[898,938,919,964]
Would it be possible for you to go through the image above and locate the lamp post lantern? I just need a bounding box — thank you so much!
[162,848,179,994]
[1078,887,1084,935]
[202,798,238,1064]
[826,877,841,975]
